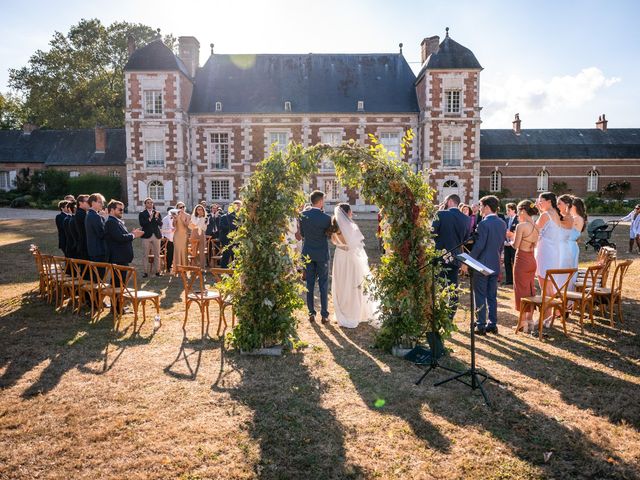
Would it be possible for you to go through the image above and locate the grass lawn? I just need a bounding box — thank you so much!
[0,218,639,479]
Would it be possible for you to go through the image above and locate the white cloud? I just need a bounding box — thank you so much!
[482,67,621,128]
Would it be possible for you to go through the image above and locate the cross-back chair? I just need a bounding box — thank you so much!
[177,265,218,339]
[565,264,601,333]
[208,267,234,336]
[112,264,160,332]
[593,259,632,327]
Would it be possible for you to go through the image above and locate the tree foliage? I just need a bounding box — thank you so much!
[8,19,175,129]
[0,92,27,129]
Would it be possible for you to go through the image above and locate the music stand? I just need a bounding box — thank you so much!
[433,253,500,406]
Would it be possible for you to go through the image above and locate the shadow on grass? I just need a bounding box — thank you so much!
[212,348,364,479]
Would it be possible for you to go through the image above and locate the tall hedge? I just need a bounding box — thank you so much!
[68,173,122,202]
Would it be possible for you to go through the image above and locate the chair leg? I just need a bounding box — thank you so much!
[142,301,147,325]
[205,303,211,338]
[200,304,206,339]
[183,301,190,333]
[538,307,544,340]
[578,300,585,334]
[609,296,615,327]
[616,295,624,324]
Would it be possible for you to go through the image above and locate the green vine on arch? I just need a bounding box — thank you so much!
[223,132,454,353]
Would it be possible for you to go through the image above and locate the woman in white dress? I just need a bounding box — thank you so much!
[330,203,380,328]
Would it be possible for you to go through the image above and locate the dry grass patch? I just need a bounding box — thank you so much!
[0,218,639,479]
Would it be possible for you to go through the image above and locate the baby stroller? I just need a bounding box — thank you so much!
[585,219,619,251]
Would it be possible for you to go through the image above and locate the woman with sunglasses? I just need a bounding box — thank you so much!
[172,202,190,274]
[620,204,640,253]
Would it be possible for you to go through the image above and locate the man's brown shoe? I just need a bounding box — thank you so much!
[309,315,315,323]
[321,317,329,324]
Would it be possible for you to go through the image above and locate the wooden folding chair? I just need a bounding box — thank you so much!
[59,257,83,312]
[159,238,168,272]
[208,267,235,336]
[40,254,58,305]
[81,261,114,321]
[70,259,91,314]
[177,265,218,339]
[593,260,632,327]
[51,256,71,309]
[576,247,616,291]
[30,245,47,299]
[111,264,160,332]
[565,264,601,333]
[207,237,222,268]
[520,268,577,340]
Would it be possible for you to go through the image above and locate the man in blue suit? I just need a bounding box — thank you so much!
[55,200,69,255]
[467,195,507,335]
[85,193,108,263]
[300,190,332,324]
[432,194,472,318]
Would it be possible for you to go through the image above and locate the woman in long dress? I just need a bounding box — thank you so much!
[330,203,379,328]
[172,202,190,274]
[189,205,207,269]
[509,200,540,333]
[557,194,580,291]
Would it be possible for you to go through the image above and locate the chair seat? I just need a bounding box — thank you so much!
[520,295,562,306]
[80,283,110,291]
[62,279,81,287]
[566,291,590,300]
[188,290,221,300]
[594,287,612,295]
[124,290,159,300]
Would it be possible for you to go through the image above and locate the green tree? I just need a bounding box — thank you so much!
[8,19,175,129]
[0,92,27,129]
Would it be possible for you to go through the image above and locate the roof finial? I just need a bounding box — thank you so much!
[210,43,214,55]
[399,42,403,54]
[445,27,449,37]
[156,28,161,39]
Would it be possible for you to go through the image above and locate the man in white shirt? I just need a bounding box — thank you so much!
[161,208,176,272]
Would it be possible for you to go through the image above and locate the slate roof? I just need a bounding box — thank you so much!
[124,39,191,78]
[480,129,640,159]
[0,129,126,166]
[415,34,482,83]
[188,53,419,114]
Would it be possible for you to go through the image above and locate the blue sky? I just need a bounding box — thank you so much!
[1,0,638,128]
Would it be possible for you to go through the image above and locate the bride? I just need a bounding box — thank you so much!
[330,203,380,328]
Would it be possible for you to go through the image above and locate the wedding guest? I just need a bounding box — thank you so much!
[74,194,90,260]
[85,193,107,263]
[465,195,507,335]
[161,208,176,273]
[502,202,519,286]
[557,194,579,291]
[205,203,221,266]
[509,200,539,333]
[470,203,481,233]
[63,201,78,258]
[619,204,640,253]
[219,200,242,268]
[172,202,190,274]
[139,197,163,278]
[565,195,588,290]
[432,194,471,319]
[55,200,70,255]
[189,204,207,269]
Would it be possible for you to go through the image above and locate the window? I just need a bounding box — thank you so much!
[443,140,462,167]
[490,171,502,192]
[210,133,230,169]
[537,170,549,192]
[357,100,365,111]
[211,180,231,201]
[145,141,165,168]
[320,131,342,170]
[284,101,291,112]
[0,172,9,190]
[69,171,80,178]
[215,101,222,112]
[148,181,164,201]
[323,179,341,202]
[269,132,289,153]
[587,170,599,192]
[109,170,120,178]
[445,90,461,114]
[379,132,401,158]
[443,180,458,188]
[144,90,163,115]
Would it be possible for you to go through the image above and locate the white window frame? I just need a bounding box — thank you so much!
[489,171,502,192]
[148,180,164,201]
[379,131,402,159]
[268,131,289,153]
[443,140,462,167]
[537,170,549,192]
[109,170,120,178]
[215,101,222,112]
[69,171,80,178]
[210,132,231,170]
[0,171,9,191]
[144,90,163,116]
[445,90,461,114]
[587,170,599,192]
[443,180,459,189]
[323,178,342,203]
[320,130,342,170]
[145,140,165,168]
[211,179,232,201]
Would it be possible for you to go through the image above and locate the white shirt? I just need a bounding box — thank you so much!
[161,214,175,242]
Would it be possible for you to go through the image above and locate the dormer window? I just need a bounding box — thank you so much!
[284,101,291,112]
[215,101,223,112]
[144,90,163,115]
[357,100,365,111]
[445,90,461,114]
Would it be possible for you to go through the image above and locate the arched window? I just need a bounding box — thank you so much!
[537,170,549,192]
[587,170,599,192]
[443,180,458,188]
[489,171,502,192]
[149,181,164,201]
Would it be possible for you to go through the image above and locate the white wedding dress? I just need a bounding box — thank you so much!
[331,208,380,328]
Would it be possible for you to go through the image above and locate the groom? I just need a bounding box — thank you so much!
[300,190,332,324]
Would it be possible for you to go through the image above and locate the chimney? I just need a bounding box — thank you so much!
[127,35,136,58]
[512,113,521,135]
[95,126,106,153]
[420,35,440,64]
[178,36,200,78]
[22,123,39,135]
[596,114,608,131]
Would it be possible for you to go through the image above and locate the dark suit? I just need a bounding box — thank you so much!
[432,208,472,318]
[503,214,519,285]
[63,214,78,258]
[74,208,89,260]
[85,209,107,262]
[206,214,221,239]
[300,207,332,318]
[219,212,238,268]
[55,212,68,254]
[470,214,507,329]
[138,210,162,239]
[105,215,135,265]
